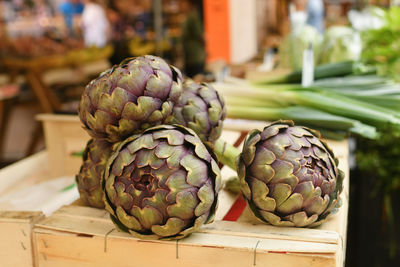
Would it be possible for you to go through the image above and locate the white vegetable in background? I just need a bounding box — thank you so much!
[319,26,362,64]
[348,7,385,31]
[279,25,322,70]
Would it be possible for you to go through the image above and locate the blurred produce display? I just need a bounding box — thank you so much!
[2,36,84,58]
[279,25,322,70]
[0,0,186,65]
[0,1,86,59]
[319,26,362,64]
[279,6,400,75]
[360,6,400,80]
[280,25,362,69]
[128,37,172,57]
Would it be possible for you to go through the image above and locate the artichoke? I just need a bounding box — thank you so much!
[103,124,222,239]
[76,139,113,208]
[78,55,183,143]
[238,121,344,227]
[170,80,226,143]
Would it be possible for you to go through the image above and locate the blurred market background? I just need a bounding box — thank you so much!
[0,0,399,266]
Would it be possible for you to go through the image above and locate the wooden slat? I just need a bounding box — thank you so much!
[38,115,89,177]
[0,211,44,267]
[35,205,339,245]
[0,151,49,195]
[34,206,338,267]
[34,231,336,267]
[36,114,81,123]
[199,221,339,244]
[0,211,43,223]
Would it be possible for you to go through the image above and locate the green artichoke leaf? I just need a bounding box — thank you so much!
[122,96,161,121]
[98,87,132,117]
[151,218,186,237]
[181,154,208,187]
[135,149,164,169]
[131,206,164,230]
[184,134,211,162]
[211,160,222,192]
[195,180,215,217]
[156,144,186,169]
[249,146,276,183]
[259,210,294,227]
[118,68,149,96]
[116,206,143,231]
[285,211,318,227]
[276,193,303,215]
[111,149,136,176]
[127,134,159,154]
[269,183,292,207]
[146,71,173,100]
[165,170,193,203]
[153,129,185,145]
[87,110,113,133]
[304,194,330,215]
[270,160,298,188]
[167,190,198,219]
[250,178,276,212]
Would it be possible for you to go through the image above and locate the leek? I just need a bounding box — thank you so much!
[254,61,359,85]
[216,83,400,130]
[226,105,378,139]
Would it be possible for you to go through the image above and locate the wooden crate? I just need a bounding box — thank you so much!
[0,151,78,267]
[0,153,48,267]
[31,121,349,267]
[36,114,89,178]
[0,210,44,267]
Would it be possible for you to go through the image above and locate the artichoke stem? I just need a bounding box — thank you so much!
[213,139,240,171]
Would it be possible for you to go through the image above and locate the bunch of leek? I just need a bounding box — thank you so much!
[215,72,400,140]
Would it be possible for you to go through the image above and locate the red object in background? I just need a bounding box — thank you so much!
[0,84,20,100]
[203,0,230,63]
[222,194,247,221]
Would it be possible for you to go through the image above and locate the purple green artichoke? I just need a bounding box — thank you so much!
[170,79,226,144]
[103,124,222,239]
[238,121,344,227]
[76,139,113,208]
[78,55,183,143]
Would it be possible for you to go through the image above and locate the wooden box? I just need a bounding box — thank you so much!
[36,114,89,178]
[0,210,44,267]
[31,121,349,267]
[0,151,78,267]
[0,153,48,267]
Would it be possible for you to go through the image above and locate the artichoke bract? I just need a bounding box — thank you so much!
[78,55,183,143]
[76,139,113,209]
[103,124,222,239]
[238,121,344,227]
[171,80,226,143]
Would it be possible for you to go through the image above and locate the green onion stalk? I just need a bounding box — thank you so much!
[215,82,400,136]
[253,61,375,85]
[226,105,378,140]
